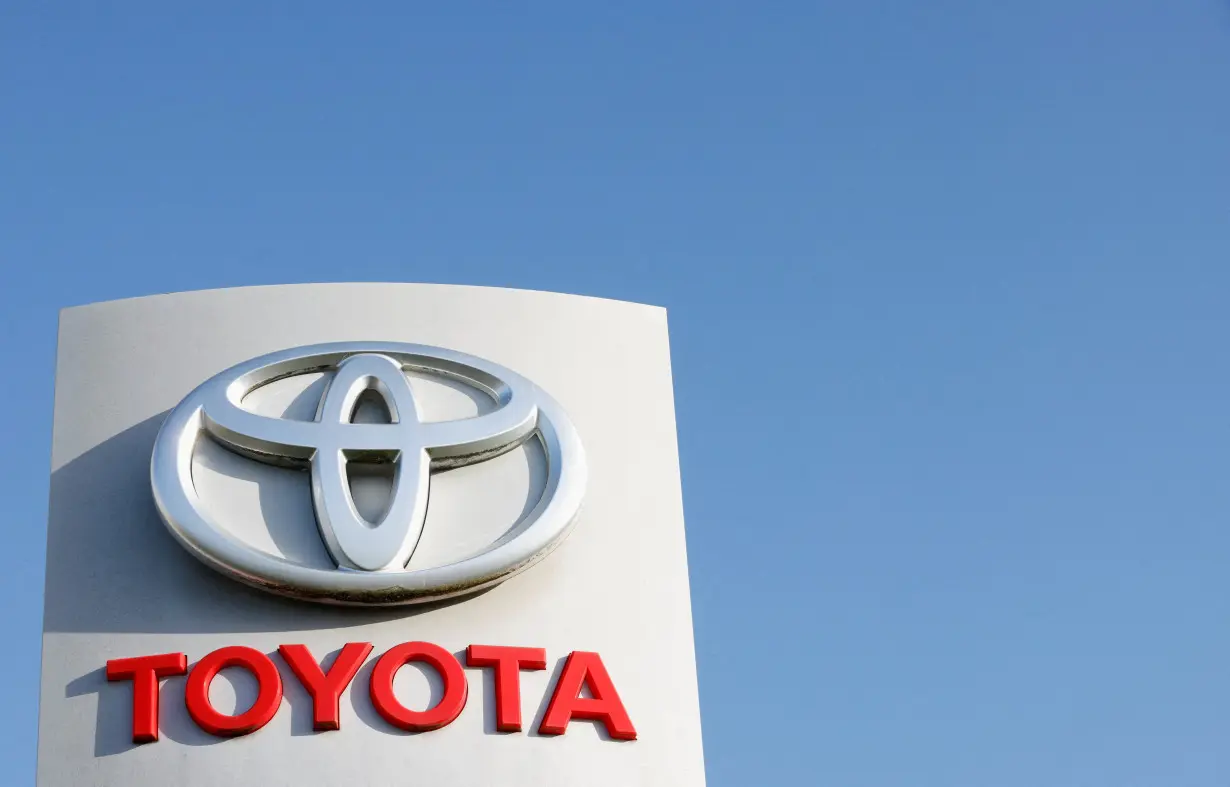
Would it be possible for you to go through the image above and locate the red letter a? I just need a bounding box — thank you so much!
[539,651,636,741]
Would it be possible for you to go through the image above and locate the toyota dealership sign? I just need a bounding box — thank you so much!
[37,284,705,785]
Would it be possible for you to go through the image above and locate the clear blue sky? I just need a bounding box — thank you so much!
[3,3,1229,784]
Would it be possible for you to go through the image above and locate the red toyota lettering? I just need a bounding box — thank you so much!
[101,642,635,742]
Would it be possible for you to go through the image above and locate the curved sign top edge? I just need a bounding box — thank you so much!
[65,281,666,317]
[150,341,587,606]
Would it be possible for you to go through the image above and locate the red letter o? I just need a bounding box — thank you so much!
[369,642,467,731]
[185,646,284,737]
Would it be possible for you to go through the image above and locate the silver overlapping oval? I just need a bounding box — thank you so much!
[150,342,586,605]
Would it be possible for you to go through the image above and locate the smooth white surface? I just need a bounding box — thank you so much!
[37,283,705,786]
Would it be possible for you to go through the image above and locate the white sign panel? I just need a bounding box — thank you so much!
[37,283,706,786]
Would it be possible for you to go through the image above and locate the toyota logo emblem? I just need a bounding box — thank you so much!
[150,342,586,605]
